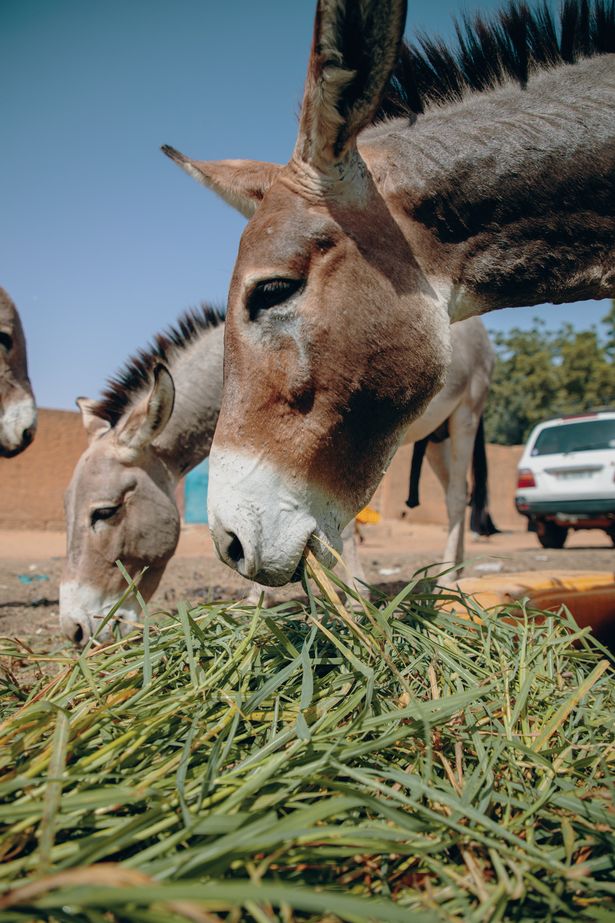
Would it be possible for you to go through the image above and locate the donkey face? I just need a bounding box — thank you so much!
[0,288,37,457]
[165,0,450,585]
[212,174,448,583]
[60,367,179,644]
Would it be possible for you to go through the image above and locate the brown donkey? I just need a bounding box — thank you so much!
[165,0,614,586]
[0,288,37,458]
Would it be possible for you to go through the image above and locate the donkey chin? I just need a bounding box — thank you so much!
[59,581,141,646]
[207,446,346,587]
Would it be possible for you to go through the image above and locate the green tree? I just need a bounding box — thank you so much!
[554,325,613,413]
[603,300,615,360]
[484,320,559,445]
[484,309,615,445]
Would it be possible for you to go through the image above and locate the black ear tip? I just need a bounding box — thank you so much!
[152,363,175,393]
[161,144,186,163]
[153,362,169,379]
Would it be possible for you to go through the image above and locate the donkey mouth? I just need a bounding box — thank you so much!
[287,529,338,584]
[252,555,305,587]
[250,530,333,587]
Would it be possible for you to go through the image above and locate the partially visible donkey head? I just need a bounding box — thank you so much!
[0,288,37,457]
[61,366,180,644]
[164,0,450,585]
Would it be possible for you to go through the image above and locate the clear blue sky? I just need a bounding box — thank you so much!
[1,0,610,410]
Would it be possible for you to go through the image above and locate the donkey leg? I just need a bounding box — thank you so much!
[244,582,275,607]
[424,438,450,495]
[438,407,478,580]
[424,439,454,582]
[341,520,367,589]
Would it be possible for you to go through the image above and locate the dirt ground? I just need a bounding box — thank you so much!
[0,520,612,655]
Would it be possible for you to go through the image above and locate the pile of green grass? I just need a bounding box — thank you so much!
[0,561,613,922]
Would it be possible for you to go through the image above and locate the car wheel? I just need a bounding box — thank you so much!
[536,520,568,549]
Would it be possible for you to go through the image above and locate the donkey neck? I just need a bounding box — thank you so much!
[150,324,224,479]
[363,55,615,319]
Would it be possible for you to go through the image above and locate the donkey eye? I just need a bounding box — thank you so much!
[0,332,13,352]
[90,505,120,528]
[247,278,303,320]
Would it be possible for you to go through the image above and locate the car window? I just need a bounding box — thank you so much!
[531,419,615,456]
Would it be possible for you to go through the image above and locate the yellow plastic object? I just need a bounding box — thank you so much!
[443,571,615,636]
[356,506,381,525]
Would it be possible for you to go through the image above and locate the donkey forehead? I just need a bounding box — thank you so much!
[235,174,424,299]
[237,187,339,270]
[69,440,138,498]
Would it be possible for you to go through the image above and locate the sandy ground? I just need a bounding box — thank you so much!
[0,520,612,657]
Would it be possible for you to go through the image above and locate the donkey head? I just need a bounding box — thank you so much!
[61,365,179,644]
[165,0,451,585]
[0,288,37,458]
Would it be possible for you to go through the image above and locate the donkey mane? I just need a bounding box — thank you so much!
[376,0,615,120]
[93,304,224,426]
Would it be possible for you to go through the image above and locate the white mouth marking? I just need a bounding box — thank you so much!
[59,580,141,642]
[207,445,349,586]
[0,396,36,449]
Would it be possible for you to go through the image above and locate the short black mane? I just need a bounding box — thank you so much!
[376,0,615,120]
[93,304,224,426]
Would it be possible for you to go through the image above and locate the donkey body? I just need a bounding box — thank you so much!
[61,306,492,641]
[0,288,37,458]
[400,316,495,568]
[165,0,614,585]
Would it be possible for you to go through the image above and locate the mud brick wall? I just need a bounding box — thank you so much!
[0,410,88,530]
[0,409,525,531]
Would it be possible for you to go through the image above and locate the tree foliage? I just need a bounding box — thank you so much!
[484,303,615,445]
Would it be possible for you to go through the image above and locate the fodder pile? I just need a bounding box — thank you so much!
[0,562,613,922]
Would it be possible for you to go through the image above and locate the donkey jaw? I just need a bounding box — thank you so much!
[208,446,345,587]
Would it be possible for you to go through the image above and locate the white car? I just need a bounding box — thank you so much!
[515,411,615,548]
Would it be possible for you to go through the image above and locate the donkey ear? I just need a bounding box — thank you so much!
[162,146,282,218]
[294,0,407,172]
[76,397,111,442]
[115,365,175,454]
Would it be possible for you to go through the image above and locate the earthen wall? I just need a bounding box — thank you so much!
[0,409,526,532]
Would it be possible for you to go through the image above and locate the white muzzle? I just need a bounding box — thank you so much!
[207,446,346,586]
[59,580,141,645]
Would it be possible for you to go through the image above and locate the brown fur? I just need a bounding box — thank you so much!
[165,0,615,583]
[217,175,448,510]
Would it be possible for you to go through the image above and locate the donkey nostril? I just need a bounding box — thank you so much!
[72,623,84,645]
[21,427,33,447]
[214,525,256,578]
[227,533,244,565]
